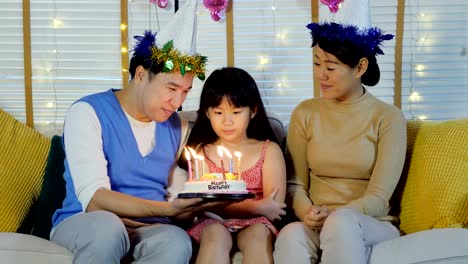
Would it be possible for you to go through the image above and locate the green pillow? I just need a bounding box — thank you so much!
[31,135,66,240]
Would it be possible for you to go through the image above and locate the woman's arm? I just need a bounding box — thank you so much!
[286,104,314,221]
[339,108,407,217]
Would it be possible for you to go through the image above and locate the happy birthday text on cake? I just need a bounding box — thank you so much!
[208,181,231,190]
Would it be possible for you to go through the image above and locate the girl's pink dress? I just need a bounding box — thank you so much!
[187,140,278,242]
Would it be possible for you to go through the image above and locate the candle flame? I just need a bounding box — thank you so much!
[217,146,224,157]
[187,147,198,159]
[221,146,232,159]
[234,151,242,158]
[198,155,205,161]
[184,147,191,161]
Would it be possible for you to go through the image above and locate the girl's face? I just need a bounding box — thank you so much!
[313,46,365,101]
[206,96,254,144]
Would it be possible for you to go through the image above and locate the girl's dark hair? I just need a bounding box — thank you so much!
[187,67,278,149]
[316,40,380,86]
[129,55,164,80]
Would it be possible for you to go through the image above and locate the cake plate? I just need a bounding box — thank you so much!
[177,192,256,201]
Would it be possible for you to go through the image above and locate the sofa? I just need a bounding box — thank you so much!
[1,108,467,264]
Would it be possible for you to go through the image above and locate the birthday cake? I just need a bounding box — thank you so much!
[180,173,248,194]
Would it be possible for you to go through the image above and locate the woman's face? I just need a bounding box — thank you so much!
[313,46,364,101]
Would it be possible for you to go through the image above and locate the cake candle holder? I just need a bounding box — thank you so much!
[217,146,225,173]
[184,147,193,181]
[234,151,242,180]
[187,147,199,181]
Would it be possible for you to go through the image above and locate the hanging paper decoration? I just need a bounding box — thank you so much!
[320,0,344,13]
[203,0,229,21]
[149,0,168,9]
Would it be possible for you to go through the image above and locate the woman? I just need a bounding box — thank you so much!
[274,22,406,264]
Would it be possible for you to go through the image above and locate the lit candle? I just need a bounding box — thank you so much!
[187,147,199,181]
[184,147,193,181]
[198,155,205,179]
[222,147,233,173]
[234,151,242,180]
[217,146,225,172]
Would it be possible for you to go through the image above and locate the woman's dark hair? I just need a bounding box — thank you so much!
[316,40,380,86]
[187,67,278,149]
[129,55,164,80]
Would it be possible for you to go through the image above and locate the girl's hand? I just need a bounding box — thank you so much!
[256,188,287,222]
[304,205,329,231]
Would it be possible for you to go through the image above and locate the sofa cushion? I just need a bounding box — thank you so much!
[32,135,67,240]
[0,232,72,264]
[399,119,468,234]
[0,109,51,232]
[369,228,468,264]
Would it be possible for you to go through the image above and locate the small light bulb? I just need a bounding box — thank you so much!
[120,24,127,30]
[271,6,276,11]
[52,49,57,53]
[418,115,427,120]
[121,47,128,53]
[52,19,63,28]
[415,64,424,71]
[46,102,55,108]
[259,57,269,65]
[409,91,421,102]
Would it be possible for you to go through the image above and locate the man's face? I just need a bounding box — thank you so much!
[140,71,194,122]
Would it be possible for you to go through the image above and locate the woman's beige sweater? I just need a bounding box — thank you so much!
[286,91,407,221]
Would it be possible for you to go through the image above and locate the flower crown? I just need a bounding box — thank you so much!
[132,31,207,81]
[306,22,394,57]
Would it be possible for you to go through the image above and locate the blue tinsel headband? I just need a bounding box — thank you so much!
[306,22,394,57]
[131,30,207,81]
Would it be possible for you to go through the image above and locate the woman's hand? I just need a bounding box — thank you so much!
[256,189,287,222]
[304,205,329,231]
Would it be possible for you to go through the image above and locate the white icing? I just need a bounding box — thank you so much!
[180,180,248,194]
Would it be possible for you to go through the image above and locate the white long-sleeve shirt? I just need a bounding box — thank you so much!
[63,102,189,211]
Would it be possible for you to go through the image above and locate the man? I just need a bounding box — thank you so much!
[50,2,215,263]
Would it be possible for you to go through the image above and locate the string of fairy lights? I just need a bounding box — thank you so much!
[407,0,428,120]
[38,0,442,128]
[45,0,61,130]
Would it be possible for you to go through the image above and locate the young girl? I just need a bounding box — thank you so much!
[186,67,287,264]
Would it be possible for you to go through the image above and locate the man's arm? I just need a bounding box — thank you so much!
[64,103,201,218]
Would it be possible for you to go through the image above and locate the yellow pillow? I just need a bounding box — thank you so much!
[0,109,51,232]
[400,119,468,234]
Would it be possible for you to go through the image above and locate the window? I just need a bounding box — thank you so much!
[0,0,25,121]
[30,0,122,133]
[401,0,468,120]
[232,0,313,122]
[0,0,467,129]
